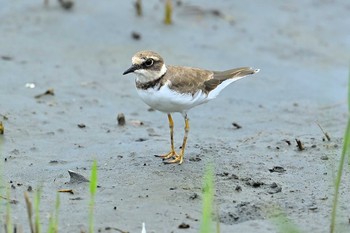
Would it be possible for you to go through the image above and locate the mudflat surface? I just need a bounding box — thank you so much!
[1,1,350,232]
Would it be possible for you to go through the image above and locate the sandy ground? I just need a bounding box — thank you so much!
[1,0,350,232]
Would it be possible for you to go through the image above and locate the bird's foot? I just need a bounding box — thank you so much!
[154,151,177,160]
[163,153,184,164]
[154,151,184,164]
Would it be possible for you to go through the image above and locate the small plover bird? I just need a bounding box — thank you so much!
[123,51,259,164]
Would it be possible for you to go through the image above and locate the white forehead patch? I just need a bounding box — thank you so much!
[132,56,144,65]
[132,55,160,65]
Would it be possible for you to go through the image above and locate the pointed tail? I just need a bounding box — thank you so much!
[204,67,259,93]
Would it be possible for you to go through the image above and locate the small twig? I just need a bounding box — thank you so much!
[232,122,242,129]
[34,88,55,99]
[24,192,34,233]
[316,122,331,141]
[58,189,74,195]
[295,139,304,151]
[0,195,18,204]
[318,102,345,110]
[0,121,4,134]
[284,140,291,146]
[164,0,172,25]
[135,0,142,16]
[236,131,263,147]
[104,226,129,233]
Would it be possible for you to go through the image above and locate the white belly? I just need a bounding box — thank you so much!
[136,83,208,114]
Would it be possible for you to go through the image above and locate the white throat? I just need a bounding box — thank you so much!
[135,64,167,83]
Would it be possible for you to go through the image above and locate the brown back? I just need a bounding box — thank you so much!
[165,66,255,94]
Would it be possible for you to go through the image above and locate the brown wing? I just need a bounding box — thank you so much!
[204,67,257,93]
[164,65,213,95]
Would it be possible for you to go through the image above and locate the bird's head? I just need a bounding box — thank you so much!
[123,50,167,82]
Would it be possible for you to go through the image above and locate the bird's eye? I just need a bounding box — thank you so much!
[144,59,154,67]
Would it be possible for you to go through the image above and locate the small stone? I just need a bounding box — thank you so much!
[117,113,126,126]
[232,122,242,129]
[178,223,190,229]
[189,193,198,200]
[189,156,201,162]
[235,185,242,192]
[135,138,147,142]
[309,206,318,211]
[58,0,74,10]
[284,140,291,145]
[267,183,282,194]
[131,31,141,40]
[269,166,286,173]
[77,123,86,128]
[1,55,12,61]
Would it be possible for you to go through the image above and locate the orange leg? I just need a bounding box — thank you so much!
[164,114,189,165]
[155,114,179,160]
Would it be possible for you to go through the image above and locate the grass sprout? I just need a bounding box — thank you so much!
[47,193,60,233]
[89,160,98,233]
[34,188,42,233]
[200,164,215,233]
[330,69,350,233]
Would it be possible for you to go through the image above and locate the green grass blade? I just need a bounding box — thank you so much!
[55,192,60,232]
[89,160,98,233]
[34,188,42,233]
[47,193,60,233]
[347,69,350,165]
[200,164,215,233]
[330,117,350,233]
[47,213,55,233]
[47,217,54,233]
[330,68,350,233]
[90,160,98,196]
[348,69,350,111]
[0,123,3,219]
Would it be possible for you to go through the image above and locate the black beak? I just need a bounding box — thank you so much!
[123,64,139,75]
